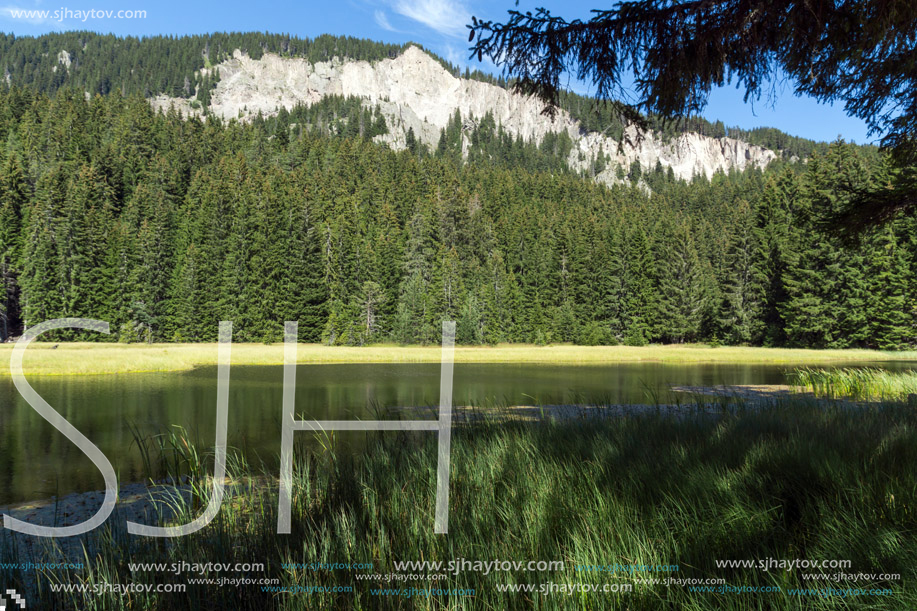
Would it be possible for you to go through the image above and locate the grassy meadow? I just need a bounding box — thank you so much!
[4,397,917,610]
[0,342,915,376]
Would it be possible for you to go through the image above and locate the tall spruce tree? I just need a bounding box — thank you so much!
[718,200,767,344]
[0,153,27,340]
[656,219,711,343]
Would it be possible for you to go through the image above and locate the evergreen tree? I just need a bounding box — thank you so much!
[656,220,711,343]
[718,200,767,344]
[621,228,657,345]
[0,153,27,340]
[865,227,914,349]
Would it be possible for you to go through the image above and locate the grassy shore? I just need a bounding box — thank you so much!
[0,342,915,376]
[792,366,917,401]
[5,398,916,610]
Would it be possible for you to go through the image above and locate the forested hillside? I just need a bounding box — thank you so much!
[0,31,506,106]
[0,32,408,97]
[0,86,912,348]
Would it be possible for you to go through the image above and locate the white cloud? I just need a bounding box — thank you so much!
[374,9,397,32]
[393,0,471,38]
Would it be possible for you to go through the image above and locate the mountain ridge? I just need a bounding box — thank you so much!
[6,31,848,184]
[149,45,777,184]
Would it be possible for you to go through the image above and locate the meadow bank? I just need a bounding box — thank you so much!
[0,343,915,376]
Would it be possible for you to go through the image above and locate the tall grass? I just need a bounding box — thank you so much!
[4,400,917,609]
[791,367,917,401]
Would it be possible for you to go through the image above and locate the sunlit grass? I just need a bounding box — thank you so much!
[1,342,915,376]
[791,366,917,401]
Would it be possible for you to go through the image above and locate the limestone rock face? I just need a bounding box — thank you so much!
[52,50,71,73]
[151,45,778,183]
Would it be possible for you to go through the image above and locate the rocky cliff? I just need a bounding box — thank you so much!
[151,45,777,184]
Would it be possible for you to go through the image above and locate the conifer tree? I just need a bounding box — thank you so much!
[718,200,767,344]
[0,153,27,340]
[865,227,914,349]
[621,228,657,345]
[656,220,711,343]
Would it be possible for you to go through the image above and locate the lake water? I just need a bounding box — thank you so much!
[1,361,913,505]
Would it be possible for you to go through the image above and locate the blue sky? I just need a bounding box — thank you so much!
[1,0,872,144]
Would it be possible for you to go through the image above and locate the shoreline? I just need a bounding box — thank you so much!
[1,342,915,377]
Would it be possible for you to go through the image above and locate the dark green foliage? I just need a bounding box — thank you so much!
[865,227,915,350]
[717,200,767,344]
[655,219,711,343]
[780,145,877,347]
[0,152,26,340]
